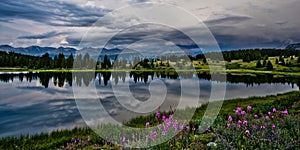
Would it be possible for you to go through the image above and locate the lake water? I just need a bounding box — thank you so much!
[0,72,299,138]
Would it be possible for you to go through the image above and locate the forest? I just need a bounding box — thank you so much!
[0,48,299,70]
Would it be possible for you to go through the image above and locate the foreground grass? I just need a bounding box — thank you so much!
[0,91,299,149]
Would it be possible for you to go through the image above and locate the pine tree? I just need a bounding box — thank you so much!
[266,61,273,70]
[256,60,262,68]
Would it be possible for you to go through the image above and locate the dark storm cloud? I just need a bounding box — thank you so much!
[18,31,70,39]
[205,15,252,25]
[0,0,111,27]
[104,24,199,50]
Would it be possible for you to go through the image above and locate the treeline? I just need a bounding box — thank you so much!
[1,48,300,70]
[198,48,300,62]
[0,51,74,69]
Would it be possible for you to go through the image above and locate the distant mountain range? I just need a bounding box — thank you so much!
[0,45,124,59]
[0,45,195,59]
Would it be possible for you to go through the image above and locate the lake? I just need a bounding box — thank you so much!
[0,72,299,138]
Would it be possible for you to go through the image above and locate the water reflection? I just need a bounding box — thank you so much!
[0,72,300,88]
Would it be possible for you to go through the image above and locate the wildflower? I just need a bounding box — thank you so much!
[268,111,271,116]
[94,144,99,147]
[235,109,240,115]
[265,116,269,120]
[155,111,160,118]
[162,130,166,136]
[237,120,242,128]
[237,107,242,112]
[207,142,217,147]
[241,111,246,116]
[245,130,250,136]
[192,127,196,131]
[271,115,275,119]
[162,115,167,121]
[66,142,69,148]
[247,105,252,112]
[253,122,257,129]
[243,120,248,126]
[179,125,184,130]
[272,108,277,113]
[260,125,265,129]
[169,114,173,119]
[272,123,276,129]
[238,120,242,125]
[146,122,150,128]
[227,123,231,128]
[281,109,288,115]
[87,135,91,142]
[148,131,158,140]
[173,120,178,129]
[254,114,258,119]
[228,115,233,122]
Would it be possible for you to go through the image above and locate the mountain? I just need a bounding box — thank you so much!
[286,43,300,50]
[0,45,127,58]
[0,45,76,57]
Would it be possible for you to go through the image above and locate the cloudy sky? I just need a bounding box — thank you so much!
[0,0,299,51]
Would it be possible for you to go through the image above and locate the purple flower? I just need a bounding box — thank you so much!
[227,123,231,128]
[155,111,160,118]
[272,123,276,129]
[238,120,242,125]
[121,136,126,142]
[272,108,277,113]
[192,127,196,131]
[245,130,250,136]
[235,109,240,115]
[146,122,150,128]
[87,135,91,142]
[148,131,158,140]
[241,111,246,116]
[228,115,233,122]
[162,115,167,121]
[173,120,178,129]
[271,115,275,119]
[254,114,258,119]
[281,109,288,115]
[260,125,265,129]
[268,112,271,116]
[66,142,69,148]
[162,130,166,136]
[265,116,269,120]
[243,120,248,126]
[247,105,252,112]
[253,122,257,129]
[179,125,184,130]
[237,107,242,112]
[169,114,173,119]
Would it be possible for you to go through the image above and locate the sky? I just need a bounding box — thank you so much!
[0,0,299,51]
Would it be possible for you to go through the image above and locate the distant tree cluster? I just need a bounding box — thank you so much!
[197,49,300,62]
[0,51,75,69]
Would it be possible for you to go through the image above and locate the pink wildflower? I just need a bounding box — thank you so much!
[247,105,252,112]
[272,123,276,129]
[245,130,250,136]
[146,122,150,128]
[228,115,233,122]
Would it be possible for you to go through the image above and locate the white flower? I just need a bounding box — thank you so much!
[207,142,217,147]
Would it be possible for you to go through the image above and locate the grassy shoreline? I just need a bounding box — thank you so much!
[1,91,299,149]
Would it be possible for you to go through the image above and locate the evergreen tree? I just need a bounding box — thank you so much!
[262,59,267,67]
[266,61,273,70]
[256,60,262,68]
